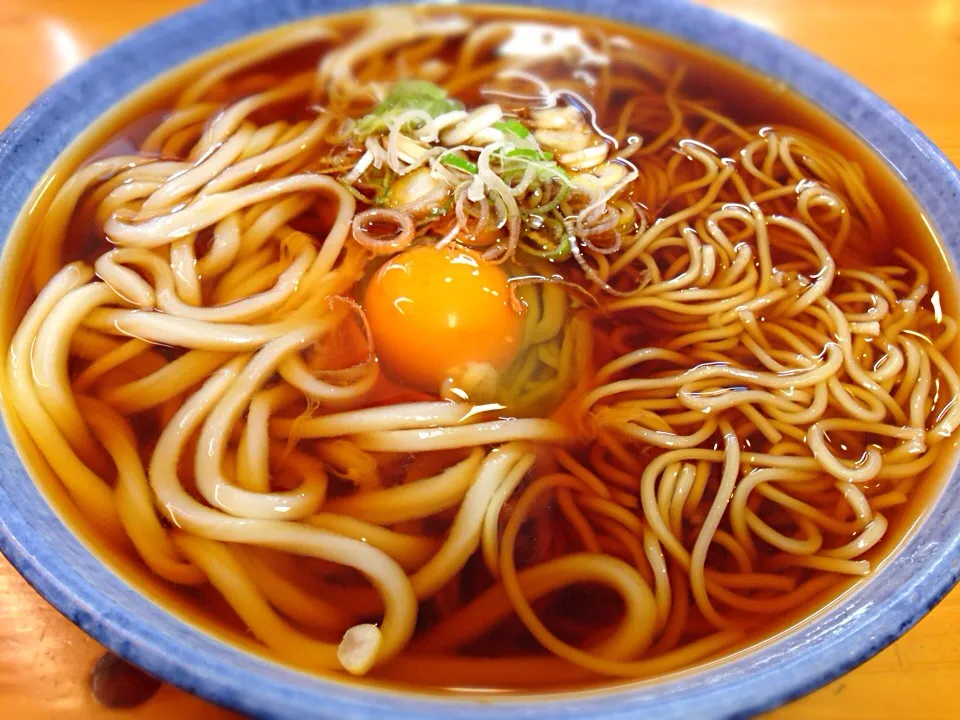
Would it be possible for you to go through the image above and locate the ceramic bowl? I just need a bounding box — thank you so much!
[1,1,959,718]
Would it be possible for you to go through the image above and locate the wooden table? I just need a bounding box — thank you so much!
[1,1,959,718]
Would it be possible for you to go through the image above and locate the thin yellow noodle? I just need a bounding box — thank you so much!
[499,474,676,675]
[556,488,601,552]
[688,423,740,628]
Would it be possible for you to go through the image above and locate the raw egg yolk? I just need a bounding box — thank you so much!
[363,245,525,392]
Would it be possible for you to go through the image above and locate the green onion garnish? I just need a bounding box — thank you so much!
[441,154,478,174]
[355,80,463,136]
[532,182,569,213]
[505,148,547,161]
[493,118,531,138]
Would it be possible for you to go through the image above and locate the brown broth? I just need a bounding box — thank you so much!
[1,4,958,696]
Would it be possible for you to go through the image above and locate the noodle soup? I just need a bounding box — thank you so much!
[1,4,958,693]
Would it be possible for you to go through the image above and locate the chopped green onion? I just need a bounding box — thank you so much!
[430,196,455,217]
[503,148,559,167]
[543,163,569,179]
[519,219,571,260]
[441,154,479,174]
[532,182,569,213]
[339,180,377,204]
[374,170,394,205]
[356,80,463,136]
[493,118,531,138]
[504,148,545,160]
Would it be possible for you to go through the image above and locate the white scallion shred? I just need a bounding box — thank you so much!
[422,109,469,138]
[441,104,504,146]
[386,109,434,174]
[343,150,374,185]
[365,135,386,169]
[579,162,639,224]
[475,142,520,226]
[471,127,506,146]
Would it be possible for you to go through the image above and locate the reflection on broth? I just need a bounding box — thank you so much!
[1,4,959,693]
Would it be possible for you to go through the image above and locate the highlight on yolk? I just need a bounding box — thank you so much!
[363,245,525,392]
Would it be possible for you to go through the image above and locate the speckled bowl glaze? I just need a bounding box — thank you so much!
[1,1,958,718]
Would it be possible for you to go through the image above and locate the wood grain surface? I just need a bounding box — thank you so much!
[1,1,958,718]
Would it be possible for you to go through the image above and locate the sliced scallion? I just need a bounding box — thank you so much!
[441,154,479,174]
[492,118,531,138]
[504,148,547,161]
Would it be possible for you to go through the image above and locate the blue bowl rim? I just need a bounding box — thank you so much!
[1,1,959,718]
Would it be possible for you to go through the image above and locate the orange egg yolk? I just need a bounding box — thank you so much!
[363,245,525,392]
